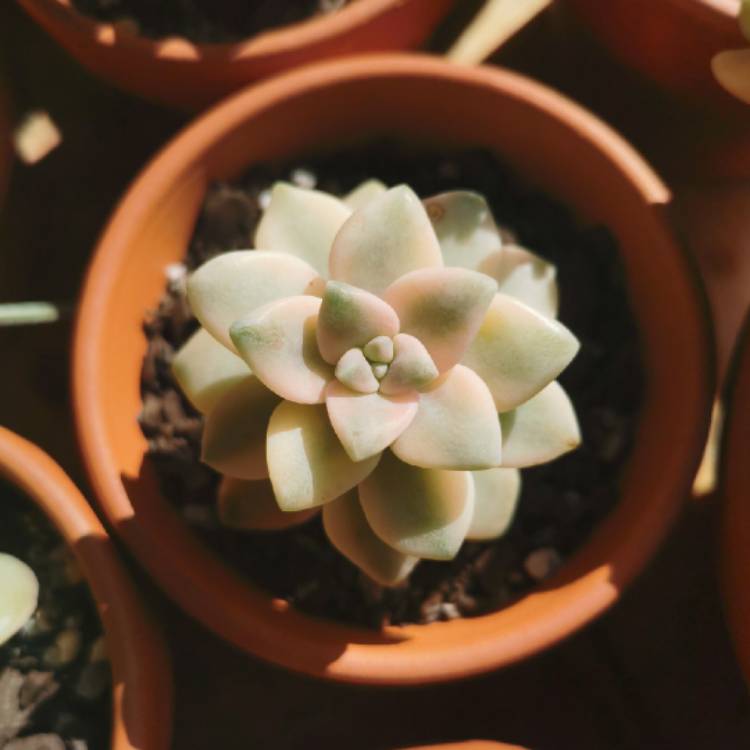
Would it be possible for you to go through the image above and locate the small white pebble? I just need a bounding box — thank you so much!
[258,189,272,211]
[165,262,187,283]
[88,635,108,663]
[438,602,460,620]
[43,628,82,668]
[13,111,62,165]
[290,168,316,190]
[523,547,562,581]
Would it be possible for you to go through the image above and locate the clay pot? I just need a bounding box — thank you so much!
[721,313,750,686]
[0,427,172,749]
[15,0,455,109]
[73,54,713,685]
[567,0,744,106]
[402,743,525,750]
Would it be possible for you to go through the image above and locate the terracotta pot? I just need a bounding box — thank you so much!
[15,0,455,109]
[721,313,750,686]
[566,0,744,105]
[0,427,173,749]
[73,54,713,685]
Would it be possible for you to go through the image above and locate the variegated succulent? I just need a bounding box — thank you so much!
[173,179,581,586]
[0,552,39,645]
[712,0,750,103]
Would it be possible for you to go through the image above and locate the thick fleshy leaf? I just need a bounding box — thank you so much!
[500,381,581,468]
[187,250,321,351]
[712,48,750,105]
[217,478,318,531]
[254,182,352,276]
[316,280,400,365]
[463,293,580,412]
[334,348,379,394]
[329,185,443,295]
[392,365,501,470]
[230,296,333,404]
[359,451,474,560]
[343,179,387,211]
[323,491,418,586]
[363,335,394,364]
[0,553,39,646]
[267,401,381,511]
[383,267,497,372]
[326,381,418,462]
[423,191,502,269]
[201,377,279,479]
[378,334,438,396]
[466,468,521,541]
[479,245,558,319]
[172,327,251,413]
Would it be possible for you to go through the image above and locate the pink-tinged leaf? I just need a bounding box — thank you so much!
[359,451,474,560]
[230,296,333,405]
[254,182,352,276]
[463,293,579,412]
[334,349,379,394]
[378,334,438,396]
[266,401,381,511]
[392,365,501,470]
[479,245,558,319]
[329,185,443,295]
[343,179,387,211]
[466,468,521,541]
[323,491,418,586]
[316,280,399,365]
[423,191,502,270]
[326,381,418,462]
[383,267,497,372]
[500,381,581,468]
[201,377,279,480]
[187,250,321,351]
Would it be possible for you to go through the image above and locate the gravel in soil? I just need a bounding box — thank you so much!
[0,482,111,750]
[138,142,645,629]
[70,0,351,44]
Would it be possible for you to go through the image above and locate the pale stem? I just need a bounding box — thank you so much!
[446,0,553,66]
[0,302,67,326]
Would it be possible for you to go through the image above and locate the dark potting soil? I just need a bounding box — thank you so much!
[0,482,111,750]
[138,143,644,630]
[70,0,352,45]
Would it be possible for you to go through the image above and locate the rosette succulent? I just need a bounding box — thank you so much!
[0,553,38,645]
[173,179,581,586]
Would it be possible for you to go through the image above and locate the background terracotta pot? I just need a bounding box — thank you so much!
[721,312,750,687]
[566,0,744,106]
[73,54,713,685]
[0,427,173,749]
[15,0,455,109]
[401,743,526,750]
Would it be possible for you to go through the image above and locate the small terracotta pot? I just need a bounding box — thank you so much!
[73,54,713,685]
[721,313,750,686]
[0,427,172,749]
[567,0,744,105]
[15,0,455,109]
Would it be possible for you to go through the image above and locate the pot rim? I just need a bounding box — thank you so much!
[0,427,172,750]
[20,0,429,62]
[73,53,714,685]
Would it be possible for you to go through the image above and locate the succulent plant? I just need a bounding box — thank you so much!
[173,179,581,585]
[712,0,750,103]
[0,553,39,645]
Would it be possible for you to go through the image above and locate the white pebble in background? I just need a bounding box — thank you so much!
[524,547,562,581]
